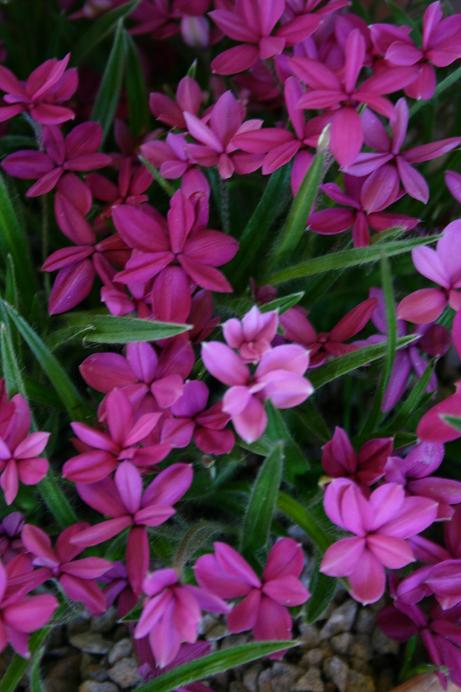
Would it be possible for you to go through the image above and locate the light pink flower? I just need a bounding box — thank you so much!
[222,305,278,363]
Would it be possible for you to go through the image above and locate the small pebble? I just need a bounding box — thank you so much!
[302,647,324,665]
[299,623,321,649]
[323,655,349,692]
[108,657,141,689]
[356,609,375,634]
[346,670,376,692]
[331,632,353,655]
[371,629,399,655]
[90,608,118,634]
[293,667,324,692]
[108,638,132,665]
[80,653,109,682]
[242,664,261,692]
[70,632,112,655]
[320,601,357,640]
[78,683,119,692]
[350,634,373,660]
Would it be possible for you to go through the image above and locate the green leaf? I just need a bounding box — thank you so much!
[29,645,45,692]
[240,443,284,559]
[306,557,337,623]
[228,166,291,288]
[73,0,140,63]
[91,19,127,141]
[278,492,332,552]
[309,335,419,390]
[442,415,461,433]
[0,319,25,398]
[1,300,85,418]
[294,399,330,444]
[260,291,304,315]
[64,313,192,343]
[125,32,150,136]
[137,641,298,692]
[271,151,325,263]
[266,235,441,284]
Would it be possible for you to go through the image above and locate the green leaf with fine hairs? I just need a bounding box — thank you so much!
[73,0,140,63]
[240,442,284,560]
[260,291,305,314]
[64,313,192,343]
[278,492,332,552]
[91,19,128,141]
[306,556,337,623]
[266,235,441,284]
[384,364,434,433]
[137,641,298,692]
[125,32,150,136]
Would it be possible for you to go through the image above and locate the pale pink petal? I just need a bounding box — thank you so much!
[397,288,446,324]
[320,536,366,577]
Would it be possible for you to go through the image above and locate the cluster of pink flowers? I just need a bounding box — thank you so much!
[2,0,461,687]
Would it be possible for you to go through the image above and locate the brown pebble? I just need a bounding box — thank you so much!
[108,657,141,689]
[78,683,119,692]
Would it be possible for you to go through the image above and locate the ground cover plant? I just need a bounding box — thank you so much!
[1,0,461,689]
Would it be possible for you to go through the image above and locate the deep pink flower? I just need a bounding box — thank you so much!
[0,54,77,124]
[322,427,392,488]
[101,561,137,617]
[195,539,309,646]
[0,513,25,563]
[202,341,313,443]
[134,567,228,667]
[446,170,461,203]
[320,479,438,604]
[210,0,320,75]
[62,388,169,484]
[2,122,111,197]
[281,297,377,367]
[140,132,194,180]
[130,0,210,39]
[71,462,193,594]
[344,101,461,203]
[22,524,112,614]
[417,381,461,444]
[291,30,416,165]
[136,639,211,689]
[222,305,278,363]
[397,221,461,324]
[149,76,204,130]
[87,159,152,222]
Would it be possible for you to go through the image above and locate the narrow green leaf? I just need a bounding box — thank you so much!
[410,65,461,118]
[442,415,461,433]
[73,0,140,63]
[137,641,297,692]
[309,335,419,390]
[294,399,330,444]
[1,301,85,418]
[240,443,284,559]
[278,492,332,552]
[266,235,441,284]
[125,32,150,136]
[64,313,191,343]
[91,19,127,141]
[306,558,337,623]
[260,291,304,315]
[139,156,176,197]
[29,645,45,692]
[0,316,25,398]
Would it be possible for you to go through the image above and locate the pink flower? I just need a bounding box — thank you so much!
[417,381,461,444]
[202,341,313,443]
[0,54,77,124]
[322,427,393,488]
[446,170,461,204]
[62,388,169,484]
[397,221,461,324]
[87,159,152,222]
[195,539,309,645]
[222,305,278,363]
[0,513,25,563]
[149,76,204,129]
[22,524,112,614]
[210,0,320,75]
[344,101,461,203]
[2,122,111,197]
[71,462,193,594]
[140,132,194,180]
[101,561,137,618]
[134,567,228,667]
[320,479,438,604]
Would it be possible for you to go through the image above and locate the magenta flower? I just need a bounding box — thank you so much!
[62,388,169,484]
[375,2,461,100]
[22,523,112,614]
[280,297,377,367]
[222,305,278,363]
[320,479,438,604]
[149,76,204,129]
[322,427,393,488]
[101,561,137,618]
[291,30,416,165]
[140,132,194,180]
[0,53,77,124]
[136,639,211,688]
[202,341,313,443]
[417,381,461,444]
[87,159,152,222]
[0,559,57,657]
[446,170,461,203]
[308,168,420,247]
[2,122,111,197]
[71,462,193,594]
[195,539,309,645]
[209,0,320,75]
[114,190,238,321]
[344,101,461,203]
[0,394,49,506]
[134,567,228,668]
[397,221,461,324]
[0,513,25,563]
[161,380,235,455]
[184,91,264,179]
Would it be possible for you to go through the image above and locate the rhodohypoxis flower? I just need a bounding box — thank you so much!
[291,30,416,165]
[416,381,461,444]
[101,561,137,617]
[202,341,313,443]
[149,76,204,129]
[308,168,420,247]
[140,132,194,180]
[344,101,461,203]
[374,2,461,100]
[280,297,377,367]
[0,513,24,563]
[114,189,239,321]
[0,54,77,124]
[2,122,111,197]
[195,539,309,643]
[183,91,264,179]
[209,0,321,75]
[62,388,169,484]
[322,427,393,488]
[446,170,461,203]
[22,524,112,614]
[397,220,461,324]
[87,159,152,222]
[320,479,438,604]
[71,462,192,594]
[136,639,211,689]
[385,442,461,520]
[134,567,229,667]
[0,559,57,657]
[222,305,278,363]
[0,394,49,505]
